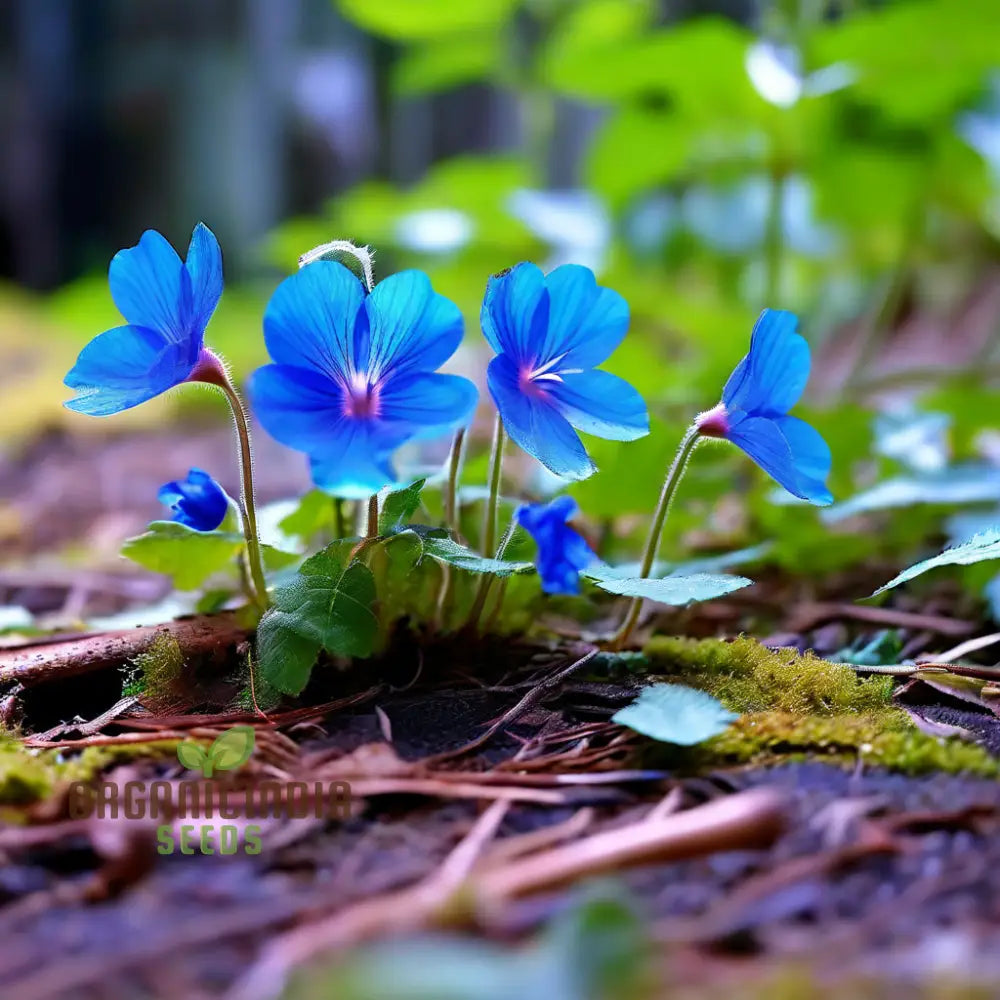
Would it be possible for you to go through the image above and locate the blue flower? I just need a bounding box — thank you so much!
[482,263,648,480]
[158,468,229,531]
[64,224,224,416]
[696,309,832,505]
[517,496,597,595]
[249,262,479,498]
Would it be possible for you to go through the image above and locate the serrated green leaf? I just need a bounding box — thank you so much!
[612,683,738,745]
[335,0,517,41]
[378,479,425,535]
[121,521,243,590]
[208,726,256,773]
[176,741,208,772]
[257,553,379,695]
[587,570,752,605]
[872,528,1000,597]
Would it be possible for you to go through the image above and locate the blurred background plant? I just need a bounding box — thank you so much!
[2,0,1000,615]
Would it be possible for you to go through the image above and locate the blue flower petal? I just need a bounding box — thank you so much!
[487,355,595,480]
[363,270,464,380]
[727,413,831,505]
[64,325,196,416]
[157,467,229,531]
[547,369,649,442]
[308,424,400,499]
[185,223,223,332]
[774,414,833,505]
[263,261,366,380]
[517,496,596,595]
[480,262,550,363]
[540,264,630,370]
[379,372,479,440]
[248,364,346,452]
[108,230,194,342]
[722,309,809,416]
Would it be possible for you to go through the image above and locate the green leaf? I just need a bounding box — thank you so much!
[393,35,497,95]
[587,107,694,207]
[278,489,338,542]
[378,479,425,535]
[261,543,301,572]
[872,528,1000,597]
[587,570,752,605]
[208,726,256,772]
[414,531,534,577]
[121,521,243,590]
[612,683,738,745]
[811,0,997,122]
[257,551,379,695]
[176,741,208,772]
[335,0,517,41]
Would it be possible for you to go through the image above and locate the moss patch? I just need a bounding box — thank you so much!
[121,632,185,700]
[641,635,999,777]
[0,732,184,808]
[642,635,894,716]
[0,736,54,803]
[701,711,1000,777]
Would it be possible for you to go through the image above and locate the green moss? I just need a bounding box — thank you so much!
[641,635,999,777]
[0,733,185,808]
[642,635,894,716]
[697,710,1000,777]
[0,737,53,803]
[121,631,185,700]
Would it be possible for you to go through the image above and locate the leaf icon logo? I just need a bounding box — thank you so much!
[176,726,255,777]
[176,741,208,773]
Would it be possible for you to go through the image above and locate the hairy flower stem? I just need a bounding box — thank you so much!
[608,425,701,651]
[467,503,518,633]
[191,350,269,611]
[481,414,505,557]
[366,494,379,538]
[443,428,466,536]
[464,415,506,631]
[435,428,468,632]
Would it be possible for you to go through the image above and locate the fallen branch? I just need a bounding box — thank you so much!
[0,613,251,688]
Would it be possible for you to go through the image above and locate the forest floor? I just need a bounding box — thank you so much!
[3,426,1000,1000]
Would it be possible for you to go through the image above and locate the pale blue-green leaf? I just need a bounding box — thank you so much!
[586,570,752,605]
[872,528,1000,597]
[822,466,1000,523]
[404,530,534,577]
[612,683,738,745]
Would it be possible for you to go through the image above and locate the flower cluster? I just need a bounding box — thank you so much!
[62,222,833,620]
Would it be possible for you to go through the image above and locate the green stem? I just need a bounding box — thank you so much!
[366,494,379,538]
[443,428,466,535]
[481,414,505,557]
[215,377,269,611]
[465,415,506,631]
[333,497,347,539]
[608,425,701,650]
[435,428,468,633]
